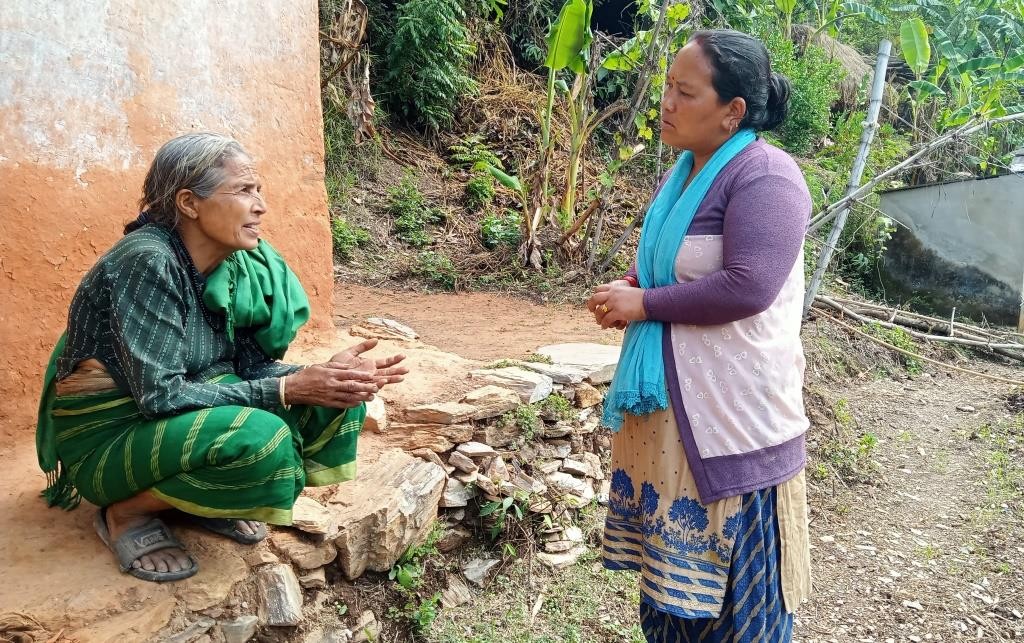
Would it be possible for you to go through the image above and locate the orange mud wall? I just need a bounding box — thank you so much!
[0,2,334,436]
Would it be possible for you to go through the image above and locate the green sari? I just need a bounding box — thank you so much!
[36,238,362,523]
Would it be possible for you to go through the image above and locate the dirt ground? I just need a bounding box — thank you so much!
[333,283,623,362]
[333,285,1024,643]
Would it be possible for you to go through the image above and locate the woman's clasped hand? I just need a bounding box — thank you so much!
[284,338,408,409]
[586,279,647,330]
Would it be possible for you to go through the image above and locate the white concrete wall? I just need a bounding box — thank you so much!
[880,174,1024,291]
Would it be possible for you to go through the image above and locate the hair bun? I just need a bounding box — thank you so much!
[761,72,792,131]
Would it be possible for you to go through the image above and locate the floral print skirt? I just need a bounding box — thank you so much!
[602,405,810,642]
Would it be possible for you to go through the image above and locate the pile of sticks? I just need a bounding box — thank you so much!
[812,295,1024,364]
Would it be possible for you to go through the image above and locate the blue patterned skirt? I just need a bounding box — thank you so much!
[602,407,806,643]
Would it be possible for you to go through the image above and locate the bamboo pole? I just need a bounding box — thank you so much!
[803,40,891,316]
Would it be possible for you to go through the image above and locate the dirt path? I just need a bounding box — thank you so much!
[334,283,621,361]
[333,285,1024,642]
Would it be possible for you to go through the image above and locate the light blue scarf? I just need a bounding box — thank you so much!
[602,128,756,431]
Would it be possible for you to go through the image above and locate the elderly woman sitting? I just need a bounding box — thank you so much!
[36,133,407,582]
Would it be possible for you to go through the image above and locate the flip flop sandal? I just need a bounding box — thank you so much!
[183,515,267,545]
[94,509,198,582]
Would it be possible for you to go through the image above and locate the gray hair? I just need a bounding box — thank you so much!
[137,133,248,229]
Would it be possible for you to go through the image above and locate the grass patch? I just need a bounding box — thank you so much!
[414,251,459,291]
[426,511,644,643]
[389,172,446,247]
[538,394,574,422]
[331,216,371,261]
[497,405,541,442]
[863,323,923,376]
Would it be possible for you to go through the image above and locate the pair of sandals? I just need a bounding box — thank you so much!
[94,508,267,582]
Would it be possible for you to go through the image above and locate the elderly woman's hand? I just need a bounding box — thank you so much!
[283,365,381,409]
[327,338,409,389]
[587,280,646,330]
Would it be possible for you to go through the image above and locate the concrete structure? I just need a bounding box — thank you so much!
[878,173,1024,325]
[0,1,334,436]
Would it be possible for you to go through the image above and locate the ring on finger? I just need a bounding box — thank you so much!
[598,304,609,313]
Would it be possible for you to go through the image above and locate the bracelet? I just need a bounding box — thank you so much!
[279,376,292,411]
[622,275,639,288]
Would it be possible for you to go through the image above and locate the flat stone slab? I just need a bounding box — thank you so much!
[461,385,521,420]
[350,317,419,341]
[469,367,553,403]
[404,401,478,424]
[384,422,474,453]
[536,343,621,384]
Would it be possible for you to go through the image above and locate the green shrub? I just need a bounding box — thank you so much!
[480,209,522,249]
[498,404,541,441]
[539,393,574,421]
[388,174,446,247]
[414,251,458,290]
[330,217,370,261]
[759,28,840,155]
[381,0,477,132]
[465,175,496,211]
[449,134,503,171]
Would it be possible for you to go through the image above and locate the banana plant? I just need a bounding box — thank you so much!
[901,16,932,138]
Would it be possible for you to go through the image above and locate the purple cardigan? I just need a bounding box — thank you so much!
[626,139,811,503]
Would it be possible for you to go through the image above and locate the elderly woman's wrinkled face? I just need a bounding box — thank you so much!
[660,42,735,153]
[193,155,266,252]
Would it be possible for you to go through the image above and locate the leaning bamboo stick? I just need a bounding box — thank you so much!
[827,296,1017,342]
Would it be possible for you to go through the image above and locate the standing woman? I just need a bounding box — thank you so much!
[588,30,812,641]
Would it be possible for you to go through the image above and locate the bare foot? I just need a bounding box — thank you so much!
[105,503,191,574]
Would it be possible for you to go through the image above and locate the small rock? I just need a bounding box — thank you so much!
[537,441,572,459]
[471,472,500,496]
[302,626,352,643]
[485,456,510,481]
[573,382,603,408]
[543,424,573,439]
[164,617,215,643]
[411,448,447,469]
[597,480,610,505]
[528,497,554,513]
[546,471,591,497]
[298,567,326,589]
[819,535,835,543]
[461,385,521,420]
[577,416,600,435]
[440,478,476,508]
[582,452,604,480]
[364,396,387,433]
[440,575,475,609]
[448,450,478,474]
[463,557,500,588]
[564,526,584,543]
[257,564,303,626]
[473,423,523,449]
[469,367,554,403]
[350,317,418,341]
[406,402,478,424]
[219,615,259,643]
[544,540,574,553]
[510,469,547,495]
[537,545,588,569]
[457,441,498,459]
[270,531,337,570]
[351,611,379,643]
[535,460,562,475]
[291,496,335,536]
[561,457,592,478]
[437,526,471,553]
[956,404,976,412]
[903,600,924,611]
[243,546,279,568]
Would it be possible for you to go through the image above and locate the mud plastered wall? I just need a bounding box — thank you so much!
[0,1,333,435]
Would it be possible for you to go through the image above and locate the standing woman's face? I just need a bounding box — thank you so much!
[660,42,744,154]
